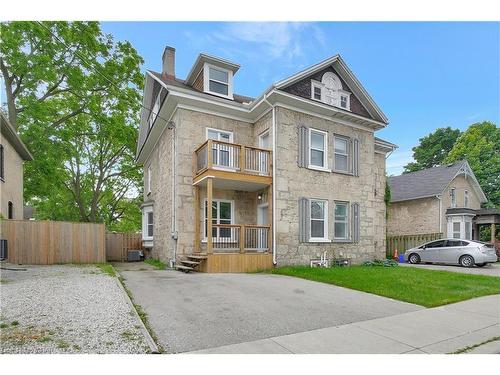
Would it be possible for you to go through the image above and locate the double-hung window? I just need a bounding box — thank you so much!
[450,188,456,208]
[309,199,328,241]
[334,202,349,240]
[204,64,233,98]
[465,221,472,240]
[142,206,154,240]
[452,222,461,239]
[309,128,328,170]
[204,200,233,239]
[311,81,323,101]
[464,190,469,208]
[334,136,349,172]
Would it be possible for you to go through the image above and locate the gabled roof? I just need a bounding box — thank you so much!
[274,55,388,124]
[388,160,487,203]
[1,112,33,161]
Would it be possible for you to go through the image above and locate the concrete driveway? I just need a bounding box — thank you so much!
[400,262,500,277]
[116,266,422,353]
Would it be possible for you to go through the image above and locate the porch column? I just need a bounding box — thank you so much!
[194,185,200,252]
[268,183,273,252]
[491,223,496,244]
[206,177,213,254]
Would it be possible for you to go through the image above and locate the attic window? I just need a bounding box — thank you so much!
[311,72,351,111]
[204,64,233,99]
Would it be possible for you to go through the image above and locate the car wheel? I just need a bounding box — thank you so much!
[476,263,487,267]
[459,255,475,268]
[408,253,420,264]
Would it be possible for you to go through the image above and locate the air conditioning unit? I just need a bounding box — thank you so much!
[0,239,8,260]
[127,250,143,262]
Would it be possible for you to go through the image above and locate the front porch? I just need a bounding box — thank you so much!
[182,139,274,273]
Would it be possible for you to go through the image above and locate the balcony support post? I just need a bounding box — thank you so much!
[207,139,213,169]
[240,225,245,253]
[206,177,213,254]
[268,184,273,253]
[194,185,200,253]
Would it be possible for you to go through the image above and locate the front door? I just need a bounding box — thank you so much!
[257,204,269,250]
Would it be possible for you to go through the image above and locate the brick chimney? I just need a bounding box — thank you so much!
[162,46,175,79]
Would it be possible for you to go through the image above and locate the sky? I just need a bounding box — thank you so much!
[101,22,500,175]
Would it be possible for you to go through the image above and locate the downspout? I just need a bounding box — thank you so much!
[168,120,178,267]
[263,91,277,265]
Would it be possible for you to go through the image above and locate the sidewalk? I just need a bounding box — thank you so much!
[189,294,500,354]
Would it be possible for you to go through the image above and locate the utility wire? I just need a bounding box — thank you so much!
[34,21,169,124]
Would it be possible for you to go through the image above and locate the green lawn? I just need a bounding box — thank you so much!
[269,266,500,307]
[144,258,167,270]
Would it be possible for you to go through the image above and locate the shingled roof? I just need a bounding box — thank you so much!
[148,70,255,104]
[388,161,470,202]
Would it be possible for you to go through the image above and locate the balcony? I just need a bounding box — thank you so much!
[193,140,272,190]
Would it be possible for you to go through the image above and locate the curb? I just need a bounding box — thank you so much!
[114,275,160,354]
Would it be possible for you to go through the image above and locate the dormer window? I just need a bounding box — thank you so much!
[204,63,233,99]
[310,72,351,111]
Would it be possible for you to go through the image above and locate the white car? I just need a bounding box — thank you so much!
[404,239,498,267]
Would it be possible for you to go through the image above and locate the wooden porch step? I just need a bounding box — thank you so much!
[187,255,208,260]
[175,264,195,273]
[180,260,200,266]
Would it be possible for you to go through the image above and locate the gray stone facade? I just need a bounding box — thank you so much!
[273,107,386,265]
[144,106,388,266]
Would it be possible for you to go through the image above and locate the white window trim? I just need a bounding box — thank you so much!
[310,78,351,111]
[147,165,152,195]
[202,198,235,241]
[450,187,456,208]
[338,90,351,111]
[309,199,329,242]
[311,80,323,102]
[308,128,329,171]
[258,129,270,149]
[464,190,469,208]
[333,201,350,240]
[203,63,234,100]
[205,127,234,142]
[142,206,154,241]
[333,135,350,173]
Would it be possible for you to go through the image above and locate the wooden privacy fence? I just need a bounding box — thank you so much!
[1,220,105,264]
[386,232,442,258]
[105,232,143,262]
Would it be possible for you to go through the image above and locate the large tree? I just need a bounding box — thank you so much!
[445,121,500,208]
[403,127,462,173]
[0,21,144,230]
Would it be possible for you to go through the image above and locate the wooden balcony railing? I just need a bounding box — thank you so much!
[210,224,270,253]
[195,140,271,176]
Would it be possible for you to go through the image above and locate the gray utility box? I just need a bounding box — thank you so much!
[127,250,143,262]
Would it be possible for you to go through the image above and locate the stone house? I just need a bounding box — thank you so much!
[136,46,396,272]
[0,112,33,221]
[387,161,498,242]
